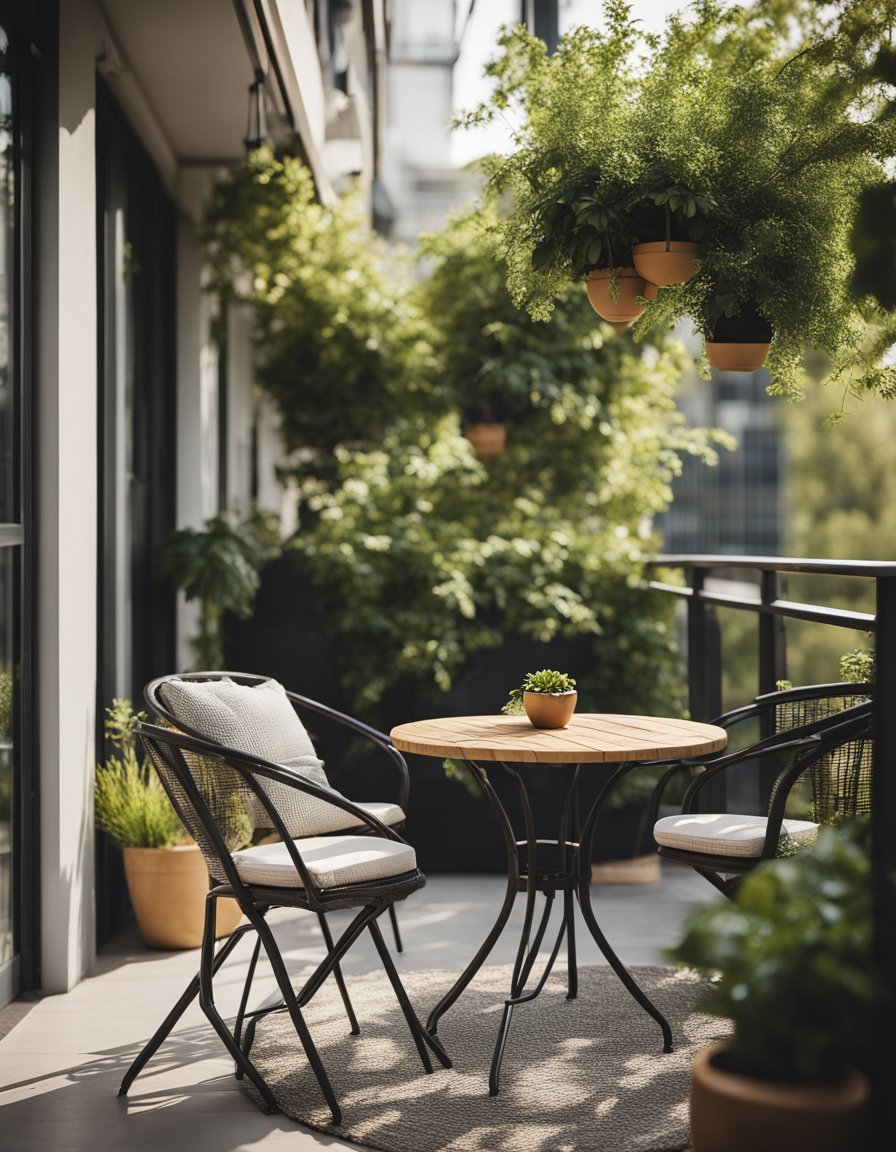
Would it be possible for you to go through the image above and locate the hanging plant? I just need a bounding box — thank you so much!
[463,1,896,397]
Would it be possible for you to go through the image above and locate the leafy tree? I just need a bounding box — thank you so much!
[290,206,727,715]
[203,147,439,479]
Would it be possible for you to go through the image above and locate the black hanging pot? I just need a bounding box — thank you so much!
[705,303,773,372]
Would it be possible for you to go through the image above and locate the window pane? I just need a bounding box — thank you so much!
[0,26,14,525]
[0,548,14,968]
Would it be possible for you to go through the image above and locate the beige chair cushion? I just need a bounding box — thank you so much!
[160,678,355,837]
[353,800,405,827]
[654,812,818,858]
[231,834,416,889]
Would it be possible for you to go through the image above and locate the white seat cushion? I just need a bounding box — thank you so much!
[654,812,819,858]
[352,800,405,828]
[231,834,417,889]
[159,678,359,838]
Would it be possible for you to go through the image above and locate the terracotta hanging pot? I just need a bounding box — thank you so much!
[690,1043,871,1152]
[704,342,771,371]
[123,843,243,949]
[585,268,646,325]
[632,240,700,286]
[463,422,506,459]
[705,304,773,372]
[523,690,577,729]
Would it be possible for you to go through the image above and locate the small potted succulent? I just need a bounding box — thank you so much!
[503,668,578,729]
[668,821,880,1152]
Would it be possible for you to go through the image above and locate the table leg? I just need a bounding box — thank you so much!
[487,763,580,1093]
[576,762,673,1052]
[426,760,520,1035]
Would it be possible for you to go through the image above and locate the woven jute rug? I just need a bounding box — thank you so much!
[246,964,729,1152]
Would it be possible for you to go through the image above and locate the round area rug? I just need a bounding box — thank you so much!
[246,964,729,1152]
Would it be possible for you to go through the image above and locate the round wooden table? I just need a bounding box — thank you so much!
[391,712,727,1093]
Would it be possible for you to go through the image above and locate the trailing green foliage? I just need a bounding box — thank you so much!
[463,0,896,398]
[158,509,282,668]
[94,699,188,849]
[202,158,727,720]
[668,820,883,1083]
[203,147,439,477]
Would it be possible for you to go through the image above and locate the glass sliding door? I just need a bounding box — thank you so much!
[0,5,36,1005]
[95,83,177,942]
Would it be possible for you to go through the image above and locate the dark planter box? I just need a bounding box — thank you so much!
[225,556,655,872]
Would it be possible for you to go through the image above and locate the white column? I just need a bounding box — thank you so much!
[37,0,99,992]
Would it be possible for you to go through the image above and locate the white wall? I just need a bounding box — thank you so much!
[37,0,99,993]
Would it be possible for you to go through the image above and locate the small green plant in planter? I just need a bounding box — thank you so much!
[157,508,282,669]
[95,700,190,850]
[668,820,881,1151]
[503,669,577,728]
[96,699,246,948]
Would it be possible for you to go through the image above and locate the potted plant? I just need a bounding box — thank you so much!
[95,699,244,949]
[503,668,577,728]
[668,820,880,1152]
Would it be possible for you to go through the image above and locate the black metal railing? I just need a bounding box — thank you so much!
[648,554,896,1128]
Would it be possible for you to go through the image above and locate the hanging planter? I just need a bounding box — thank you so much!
[585,268,647,326]
[705,303,773,372]
[632,240,701,286]
[463,422,507,459]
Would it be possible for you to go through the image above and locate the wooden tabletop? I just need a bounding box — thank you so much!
[389,713,727,765]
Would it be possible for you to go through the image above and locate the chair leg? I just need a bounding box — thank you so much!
[118,921,254,1097]
[197,900,281,1113]
[245,904,343,1126]
[317,912,361,1034]
[367,917,452,1072]
[388,903,403,953]
[233,934,264,1056]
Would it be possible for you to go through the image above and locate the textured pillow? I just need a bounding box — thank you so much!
[158,678,358,838]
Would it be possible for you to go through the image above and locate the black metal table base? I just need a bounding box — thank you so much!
[426,759,673,1095]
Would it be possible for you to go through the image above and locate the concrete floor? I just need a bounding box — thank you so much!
[0,864,714,1152]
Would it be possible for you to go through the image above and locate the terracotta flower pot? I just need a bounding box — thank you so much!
[122,843,243,949]
[704,341,771,372]
[632,240,700,286]
[523,690,577,729]
[690,1042,871,1152]
[463,422,507,459]
[585,268,646,324]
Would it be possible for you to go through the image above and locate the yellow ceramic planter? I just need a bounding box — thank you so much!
[122,843,242,949]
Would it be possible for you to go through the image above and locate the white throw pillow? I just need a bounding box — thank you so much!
[159,678,359,838]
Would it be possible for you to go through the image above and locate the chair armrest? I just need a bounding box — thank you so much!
[285,690,410,812]
[682,732,822,811]
[136,721,405,844]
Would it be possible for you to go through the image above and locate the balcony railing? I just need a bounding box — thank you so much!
[648,554,896,1122]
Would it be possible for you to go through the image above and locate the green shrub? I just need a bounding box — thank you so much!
[94,700,189,849]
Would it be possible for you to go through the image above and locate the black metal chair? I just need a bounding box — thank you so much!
[145,671,410,950]
[652,682,873,899]
[118,719,449,1123]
